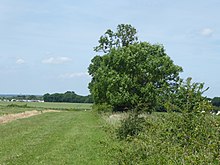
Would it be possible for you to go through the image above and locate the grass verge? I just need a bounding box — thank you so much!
[0,110,113,165]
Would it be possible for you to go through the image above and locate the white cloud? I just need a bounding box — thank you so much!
[16,58,25,64]
[200,28,214,37]
[42,57,72,64]
[59,72,90,79]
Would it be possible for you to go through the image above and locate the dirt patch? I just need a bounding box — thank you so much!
[0,110,60,124]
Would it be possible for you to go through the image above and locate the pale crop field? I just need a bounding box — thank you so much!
[0,101,92,116]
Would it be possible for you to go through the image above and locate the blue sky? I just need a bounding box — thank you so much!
[0,0,219,97]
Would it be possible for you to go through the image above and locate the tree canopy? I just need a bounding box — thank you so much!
[89,24,183,112]
[94,24,138,53]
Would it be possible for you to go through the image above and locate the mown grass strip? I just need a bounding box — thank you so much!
[0,111,112,165]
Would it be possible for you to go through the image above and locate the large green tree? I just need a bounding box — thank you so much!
[89,24,183,112]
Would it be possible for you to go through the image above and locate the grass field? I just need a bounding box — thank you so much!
[0,101,92,116]
[0,102,115,165]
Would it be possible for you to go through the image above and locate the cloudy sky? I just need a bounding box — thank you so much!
[0,0,219,97]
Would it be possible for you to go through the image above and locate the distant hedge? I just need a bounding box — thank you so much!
[43,91,93,103]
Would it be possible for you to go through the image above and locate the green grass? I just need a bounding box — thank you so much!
[0,106,37,116]
[0,110,113,165]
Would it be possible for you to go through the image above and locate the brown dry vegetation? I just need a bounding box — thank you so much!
[0,110,60,124]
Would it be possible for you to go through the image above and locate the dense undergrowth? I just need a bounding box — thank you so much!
[97,104,220,165]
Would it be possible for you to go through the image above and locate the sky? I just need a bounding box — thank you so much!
[0,0,220,97]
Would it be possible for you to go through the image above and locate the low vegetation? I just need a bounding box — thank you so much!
[112,112,219,164]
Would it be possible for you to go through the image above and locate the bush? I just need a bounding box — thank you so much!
[112,112,220,164]
[116,112,147,140]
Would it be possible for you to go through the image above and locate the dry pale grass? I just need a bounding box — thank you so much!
[0,110,60,124]
[105,113,129,126]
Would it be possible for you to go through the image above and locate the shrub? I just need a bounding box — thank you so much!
[116,112,147,140]
[112,112,220,164]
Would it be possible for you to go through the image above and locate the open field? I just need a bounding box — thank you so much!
[0,104,114,165]
[0,101,92,116]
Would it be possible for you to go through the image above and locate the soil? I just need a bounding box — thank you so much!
[0,110,60,124]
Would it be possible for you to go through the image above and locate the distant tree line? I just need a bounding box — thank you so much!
[0,95,43,101]
[16,95,43,100]
[43,91,93,103]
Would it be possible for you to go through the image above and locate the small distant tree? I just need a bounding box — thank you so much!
[28,95,37,100]
[43,93,50,102]
[211,97,220,107]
